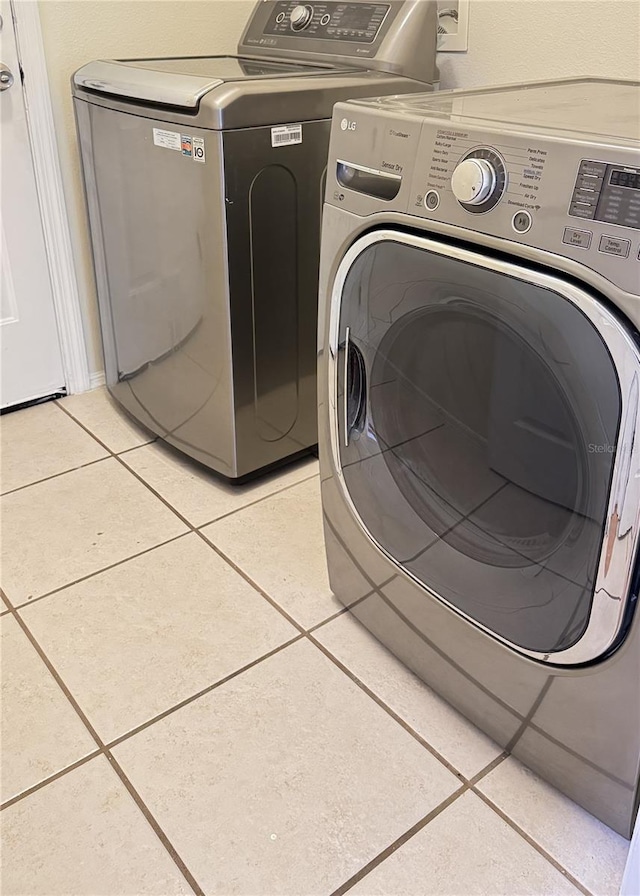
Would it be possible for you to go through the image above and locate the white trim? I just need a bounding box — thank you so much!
[89,370,106,390]
[438,1,470,52]
[11,0,91,394]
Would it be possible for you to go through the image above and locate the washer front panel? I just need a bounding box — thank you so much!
[328,229,640,665]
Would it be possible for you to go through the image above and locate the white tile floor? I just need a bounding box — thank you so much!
[0,388,631,896]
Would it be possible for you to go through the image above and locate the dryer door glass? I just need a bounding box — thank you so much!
[334,235,631,658]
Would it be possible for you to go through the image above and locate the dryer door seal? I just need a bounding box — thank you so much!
[328,229,640,665]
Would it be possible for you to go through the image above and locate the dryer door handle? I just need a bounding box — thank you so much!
[343,327,367,447]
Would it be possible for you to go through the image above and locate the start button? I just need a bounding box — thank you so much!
[512,210,532,233]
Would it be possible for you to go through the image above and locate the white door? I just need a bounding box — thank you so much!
[0,0,65,409]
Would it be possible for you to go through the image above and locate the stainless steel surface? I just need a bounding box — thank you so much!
[347,76,640,142]
[72,65,427,131]
[238,1,439,84]
[0,62,13,90]
[73,0,439,479]
[73,58,224,108]
[328,230,640,665]
[317,78,640,837]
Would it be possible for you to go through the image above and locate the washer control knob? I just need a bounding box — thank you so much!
[290,4,313,29]
[451,158,496,206]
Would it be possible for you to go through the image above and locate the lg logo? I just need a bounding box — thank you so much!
[341,118,357,132]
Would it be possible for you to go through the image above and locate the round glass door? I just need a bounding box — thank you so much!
[335,235,624,657]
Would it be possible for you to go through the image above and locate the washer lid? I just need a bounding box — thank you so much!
[73,55,350,109]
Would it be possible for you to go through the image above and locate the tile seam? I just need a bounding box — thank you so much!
[9,532,191,612]
[0,454,110,497]
[471,787,595,896]
[57,396,319,529]
[4,603,206,896]
[329,784,469,896]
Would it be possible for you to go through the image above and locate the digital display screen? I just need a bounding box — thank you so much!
[610,169,640,190]
[337,4,388,30]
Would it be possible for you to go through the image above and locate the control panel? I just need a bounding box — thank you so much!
[264,2,391,43]
[238,2,439,83]
[569,161,640,230]
[325,102,640,295]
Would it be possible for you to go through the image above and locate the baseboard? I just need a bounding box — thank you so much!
[89,371,106,389]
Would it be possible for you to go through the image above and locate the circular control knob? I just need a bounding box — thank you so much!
[290,4,313,30]
[451,158,496,205]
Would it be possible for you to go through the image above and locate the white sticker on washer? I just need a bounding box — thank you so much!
[271,124,303,147]
[152,128,181,151]
[192,136,206,163]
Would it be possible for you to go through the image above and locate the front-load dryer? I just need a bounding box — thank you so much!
[72,1,439,481]
[317,78,640,837]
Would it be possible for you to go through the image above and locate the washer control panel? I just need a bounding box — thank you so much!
[264,1,390,42]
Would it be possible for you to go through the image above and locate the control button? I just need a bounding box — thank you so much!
[290,4,313,30]
[599,235,631,258]
[275,11,286,22]
[579,160,607,178]
[563,227,592,249]
[320,13,331,25]
[424,190,440,211]
[512,210,532,233]
[569,204,596,220]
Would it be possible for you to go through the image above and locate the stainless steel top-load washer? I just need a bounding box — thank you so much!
[318,78,640,836]
[72,1,439,481]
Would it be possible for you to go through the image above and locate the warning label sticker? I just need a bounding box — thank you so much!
[152,128,181,151]
[271,124,302,148]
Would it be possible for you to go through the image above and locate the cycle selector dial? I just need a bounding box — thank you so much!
[451,159,496,205]
[290,4,313,29]
[450,148,507,213]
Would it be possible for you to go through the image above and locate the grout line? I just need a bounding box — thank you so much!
[467,750,509,786]
[11,532,190,612]
[0,454,110,498]
[471,788,595,896]
[194,469,320,530]
[306,576,398,635]
[330,784,469,896]
[196,528,307,633]
[305,595,371,633]
[3,603,205,896]
[7,610,106,746]
[104,753,206,896]
[115,438,158,456]
[55,401,319,642]
[105,634,305,750]
[307,632,466,783]
[0,750,102,811]
[58,397,319,532]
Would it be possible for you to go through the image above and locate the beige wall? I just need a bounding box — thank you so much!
[439,0,640,90]
[38,0,640,379]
